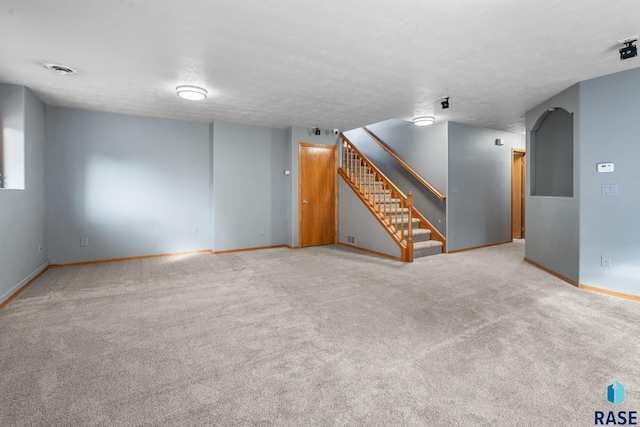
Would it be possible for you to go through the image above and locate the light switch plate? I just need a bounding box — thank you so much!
[602,184,618,196]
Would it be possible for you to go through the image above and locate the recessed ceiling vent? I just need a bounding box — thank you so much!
[43,63,78,75]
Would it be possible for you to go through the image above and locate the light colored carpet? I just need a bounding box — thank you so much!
[1,242,638,426]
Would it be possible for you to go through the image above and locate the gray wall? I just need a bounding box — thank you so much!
[286,127,339,248]
[365,119,448,191]
[525,84,580,282]
[284,130,293,246]
[338,177,401,259]
[447,122,525,251]
[578,68,640,295]
[0,85,47,305]
[46,107,211,264]
[212,122,287,252]
[344,121,447,235]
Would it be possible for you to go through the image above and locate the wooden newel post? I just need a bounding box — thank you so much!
[407,191,414,242]
[406,192,414,262]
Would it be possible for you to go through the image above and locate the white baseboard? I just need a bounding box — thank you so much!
[0,260,49,305]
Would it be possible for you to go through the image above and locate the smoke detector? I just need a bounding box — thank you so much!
[43,63,78,75]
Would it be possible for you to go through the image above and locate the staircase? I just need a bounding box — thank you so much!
[339,134,444,261]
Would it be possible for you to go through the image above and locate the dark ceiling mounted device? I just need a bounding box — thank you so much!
[619,39,637,60]
[440,97,450,109]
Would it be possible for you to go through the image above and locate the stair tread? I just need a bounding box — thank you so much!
[390,217,420,224]
[413,240,442,248]
[412,228,432,236]
[413,239,443,258]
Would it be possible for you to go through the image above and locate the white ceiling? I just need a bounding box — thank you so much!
[0,0,638,133]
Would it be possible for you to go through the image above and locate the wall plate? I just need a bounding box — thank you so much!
[597,163,614,173]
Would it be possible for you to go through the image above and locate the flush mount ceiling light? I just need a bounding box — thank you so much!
[413,116,435,126]
[42,62,77,75]
[176,85,207,101]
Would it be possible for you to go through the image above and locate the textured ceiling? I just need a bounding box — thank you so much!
[0,0,638,133]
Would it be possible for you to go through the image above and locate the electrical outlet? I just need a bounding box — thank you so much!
[601,255,611,268]
[80,237,89,247]
[193,227,199,235]
[260,228,265,235]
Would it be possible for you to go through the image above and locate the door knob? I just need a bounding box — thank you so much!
[303,200,308,204]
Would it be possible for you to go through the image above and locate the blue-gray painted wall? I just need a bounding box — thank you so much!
[213,122,287,251]
[525,84,580,283]
[578,68,640,295]
[45,108,294,260]
[364,119,448,191]
[45,107,212,264]
[527,69,640,297]
[447,122,525,251]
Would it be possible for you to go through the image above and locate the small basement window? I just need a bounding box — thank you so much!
[0,125,25,190]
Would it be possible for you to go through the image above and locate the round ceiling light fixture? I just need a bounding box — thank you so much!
[176,85,207,101]
[43,63,78,75]
[413,116,435,126]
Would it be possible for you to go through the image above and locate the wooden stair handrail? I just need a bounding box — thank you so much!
[341,134,407,201]
[361,127,446,200]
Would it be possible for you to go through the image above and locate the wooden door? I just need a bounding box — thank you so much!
[512,149,526,239]
[299,143,337,247]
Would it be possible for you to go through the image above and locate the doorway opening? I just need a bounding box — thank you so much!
[512,148,526,239]
[298,143,337,247]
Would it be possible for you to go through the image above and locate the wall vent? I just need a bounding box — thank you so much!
[347,235,356,245]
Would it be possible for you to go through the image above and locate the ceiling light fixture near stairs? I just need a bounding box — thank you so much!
[176,85,208,101]
[413,116,435,126]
